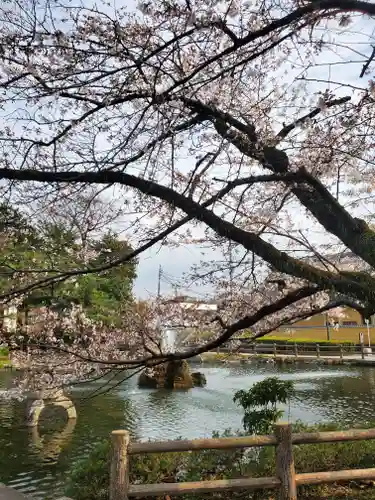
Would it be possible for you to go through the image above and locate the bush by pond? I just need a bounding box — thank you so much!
[0,345,10,368]
[64,421,375,500]
[0,346,9,356]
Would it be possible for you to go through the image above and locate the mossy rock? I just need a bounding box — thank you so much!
[138,360,194,389]
[166,359,193,389]
[191,372,206,387]
[137,372,158,389]
[138,360,207,389]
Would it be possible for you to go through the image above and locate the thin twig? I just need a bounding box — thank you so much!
[360,46,375,78]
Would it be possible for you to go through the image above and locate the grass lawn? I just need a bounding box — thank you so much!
[239,327,371,343]
[190,330,366,345]
[238,331,361,345]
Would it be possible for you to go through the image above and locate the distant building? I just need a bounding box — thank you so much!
[164,295,218,310]
[165,295,218,311]
[2,305,17,333]
[161,295,218,328]
[267,251,374,341]
[270,307,373,342]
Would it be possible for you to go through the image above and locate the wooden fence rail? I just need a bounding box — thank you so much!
[218,342,372,359]
[109,424,375,500]
[264,342,369,359]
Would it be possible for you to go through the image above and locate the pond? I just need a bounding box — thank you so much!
[1,361,375,498]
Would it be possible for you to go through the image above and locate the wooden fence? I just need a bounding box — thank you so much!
[219,342,372,359]
[109,423,375,500]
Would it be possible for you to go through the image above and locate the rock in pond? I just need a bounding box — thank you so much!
[138,360,206,389]
[191,372,206,387]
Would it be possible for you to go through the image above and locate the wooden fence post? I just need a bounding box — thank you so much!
[254,343,257,355]
[316,344,320,359]
[362,344,365,360]
[110,430,130,500]
[339,344,343,360]
[294,343,298,358]
[275,423,297,500]
[274,343,277,359]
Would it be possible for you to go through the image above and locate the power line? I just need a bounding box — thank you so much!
[157,265,162,299]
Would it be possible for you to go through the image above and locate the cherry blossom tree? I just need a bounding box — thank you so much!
[1,0,375,391]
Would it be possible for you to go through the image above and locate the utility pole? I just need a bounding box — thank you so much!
[229,241,233,303]
[155,265,164,351]
[228,241,233,320]
[157,265,162,300]
[325,312,331,341]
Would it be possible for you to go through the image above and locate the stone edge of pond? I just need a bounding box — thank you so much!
[197,353,375,367]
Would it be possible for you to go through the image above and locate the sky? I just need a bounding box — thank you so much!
[119,6,375,299]
[133,245,221,298]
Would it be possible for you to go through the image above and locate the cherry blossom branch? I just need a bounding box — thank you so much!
[175,287,323,359]
[190,99,375,272]
[0,171,305,300]
[160,0,375,97]
[29,285,368,375]
[3,0,375,395]
[0,166,373,306]
[360,46,375,78]
[30,285,321,367]
[6,0,372,160]
[275,96,351,142]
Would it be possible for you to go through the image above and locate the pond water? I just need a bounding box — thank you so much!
[1,362,375,498]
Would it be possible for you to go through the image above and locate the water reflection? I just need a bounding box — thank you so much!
[1,362,375,497]
[293,366,375,426]
[29,417,77,464]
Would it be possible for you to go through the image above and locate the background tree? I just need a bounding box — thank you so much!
[0,200,137,326]
[64,232,137,325]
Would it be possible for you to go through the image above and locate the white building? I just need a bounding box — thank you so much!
[2,305,17,333]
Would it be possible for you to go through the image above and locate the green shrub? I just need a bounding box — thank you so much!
[65,430,255,500]
[0,345,11,368]
[234,377,295,434]
[0,346,9,356]
[65,421,375,500]
[65,441,110,500]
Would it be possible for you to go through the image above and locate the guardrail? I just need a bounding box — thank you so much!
[218,342,372,359]
[109,424,375,500]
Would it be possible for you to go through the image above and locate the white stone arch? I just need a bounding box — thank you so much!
[26,389,77,427]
